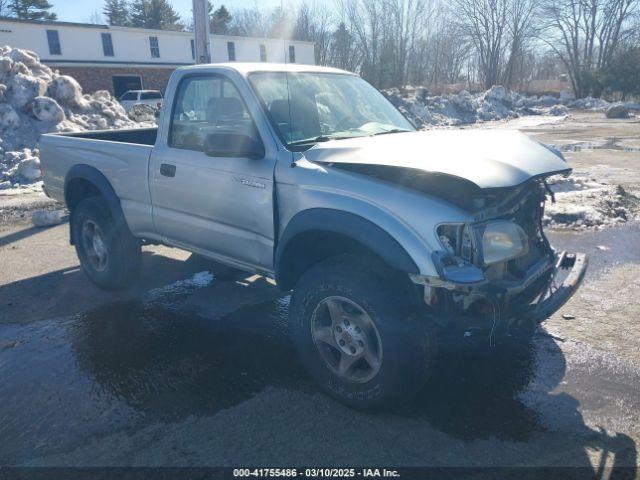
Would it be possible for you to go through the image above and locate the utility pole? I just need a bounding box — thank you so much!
[192,0,211,64]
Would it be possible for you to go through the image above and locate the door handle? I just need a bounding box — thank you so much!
[160,163,176,177]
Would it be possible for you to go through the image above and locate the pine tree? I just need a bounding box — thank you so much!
[209,5,231,34]
[130,0,183,30]
[9,0,57,20]
[103,0,130,26]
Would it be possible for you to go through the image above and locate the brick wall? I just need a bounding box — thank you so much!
[53,65,175,96]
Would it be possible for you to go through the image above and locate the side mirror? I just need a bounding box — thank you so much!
[204,133,265,160]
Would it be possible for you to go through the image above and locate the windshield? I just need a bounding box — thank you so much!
[249,72,414,149]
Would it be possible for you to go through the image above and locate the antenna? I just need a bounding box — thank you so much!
[282,0,295,165]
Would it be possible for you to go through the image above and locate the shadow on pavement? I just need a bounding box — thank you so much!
[0,225,59,248]
[0,251,224,324]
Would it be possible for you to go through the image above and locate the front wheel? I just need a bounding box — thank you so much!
[290,254,436,411]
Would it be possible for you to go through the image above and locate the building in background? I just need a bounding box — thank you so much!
[0,17,315,97]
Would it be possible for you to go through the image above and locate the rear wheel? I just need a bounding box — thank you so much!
[72,197,141,290]
[290,254,436,411]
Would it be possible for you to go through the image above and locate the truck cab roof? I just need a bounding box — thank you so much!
[176,62,356,77]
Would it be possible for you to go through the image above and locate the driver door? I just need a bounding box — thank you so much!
[150,73,276,271]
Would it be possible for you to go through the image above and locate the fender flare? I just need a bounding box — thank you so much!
[64,164,127,244]
[275,208,419,289]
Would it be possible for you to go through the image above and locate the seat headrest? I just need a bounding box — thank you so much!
[269,99,290,125]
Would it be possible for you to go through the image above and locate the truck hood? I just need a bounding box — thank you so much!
[302,129,570,189]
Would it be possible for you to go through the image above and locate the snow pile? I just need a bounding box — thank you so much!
[385,85,569,127]
[0,46,151,191]
[31,208,66,227]
[148,271,215,301]
[127,103,157,123]
[544,175,640,229]
[385,85,640,127]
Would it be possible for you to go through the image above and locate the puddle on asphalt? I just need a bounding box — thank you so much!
[546,222,640,274]
[554,137,640,152]
[71,296,306,419]
[0,295,306,462]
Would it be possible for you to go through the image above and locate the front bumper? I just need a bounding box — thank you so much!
[528,251,588,322]
[411,250,588,333]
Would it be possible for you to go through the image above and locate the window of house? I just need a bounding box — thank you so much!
[259,44,267,62]
[190,39,195,60]
[46,30,61,55]
[149,36,160,58]
[101,33,114,57]
[227,42,235,61]
[169,75,259,152]
[288,45,295,63]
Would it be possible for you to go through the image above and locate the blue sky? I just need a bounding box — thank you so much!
[51,0,301,24]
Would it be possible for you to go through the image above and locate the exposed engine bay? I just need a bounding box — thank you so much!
[330,161,583,337]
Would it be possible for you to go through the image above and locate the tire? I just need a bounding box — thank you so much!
[290,254,437,411]
[71,196,142,290]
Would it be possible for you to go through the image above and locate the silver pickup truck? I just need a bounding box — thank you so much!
[41,63,588,410]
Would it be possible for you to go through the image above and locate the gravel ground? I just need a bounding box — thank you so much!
[0,111,638,473]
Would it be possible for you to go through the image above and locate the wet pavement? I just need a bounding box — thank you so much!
[0,224,639,471]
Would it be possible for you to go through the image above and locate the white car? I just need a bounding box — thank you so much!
[118,90,163,111]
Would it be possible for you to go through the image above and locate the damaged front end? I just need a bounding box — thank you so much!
[409,178,588,338]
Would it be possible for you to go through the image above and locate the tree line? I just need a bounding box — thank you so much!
[103,0,640,98]
[1,0,638,98]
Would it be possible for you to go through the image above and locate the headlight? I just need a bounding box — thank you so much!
[480,221,528,264]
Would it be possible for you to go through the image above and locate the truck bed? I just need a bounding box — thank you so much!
[40,127,157,238]
[55,127,158,146]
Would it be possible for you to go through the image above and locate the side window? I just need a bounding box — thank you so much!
[140,91,162,100]
[120,92,137,101]
[169,75,259,152]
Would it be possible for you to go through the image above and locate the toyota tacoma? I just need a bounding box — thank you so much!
[40,63,588,410]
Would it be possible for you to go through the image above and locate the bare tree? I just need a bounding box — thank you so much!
[229,7,269,37]
[539,0,639,97]
[294,2,333,65]
[452,0,511,88]
[502,0,537,86]
[385,0,430,86]
[342,0,384,85]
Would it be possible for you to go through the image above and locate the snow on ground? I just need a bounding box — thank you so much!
[544,174,640,230]
[384,85,639,128]
[0,46,153,192]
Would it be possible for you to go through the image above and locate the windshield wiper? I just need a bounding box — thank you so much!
[288,135,333,147]
[288,134,359,147]
[370,128,412,136]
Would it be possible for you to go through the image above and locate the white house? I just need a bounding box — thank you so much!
[0,17,315,97]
